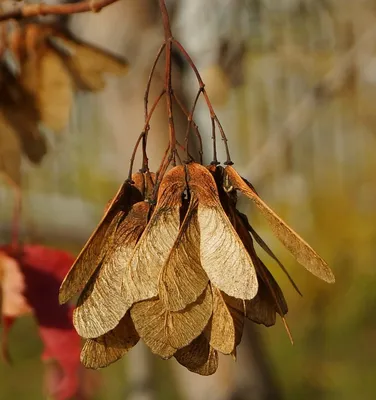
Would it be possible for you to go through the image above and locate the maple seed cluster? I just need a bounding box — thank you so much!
[59,162,335,375]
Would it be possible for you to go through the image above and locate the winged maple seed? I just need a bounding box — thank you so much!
[60,160,333,376]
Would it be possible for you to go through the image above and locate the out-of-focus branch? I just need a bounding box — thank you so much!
[248,26,376,183]
[0,0,120,22]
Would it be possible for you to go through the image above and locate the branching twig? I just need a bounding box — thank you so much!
[184,88,203,162]
[159,0,176,166]
[172,39,233,165]
[172,92,203,164]
[0,0,120,22]
[127,90,166,181]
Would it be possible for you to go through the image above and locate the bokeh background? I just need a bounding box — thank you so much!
[1,0,376,399]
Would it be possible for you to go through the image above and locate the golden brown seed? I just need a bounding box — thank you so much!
[159,193,208,311]
[225,166,335,284]
[131,285,212,359]
[175,333,218,376]
[59,178,143,305]
[80,312,139,369]
[73,202,150,339]
[186,163,258,300]
[206,286,244,354]
[123,166,186,304]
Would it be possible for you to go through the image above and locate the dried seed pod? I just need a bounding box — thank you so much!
[123,166,186,304]
[186,163,258,300]
[130,285,212,359]
[73,202,150,339]
[159,193,208,311]
[175,333,218,376]
[246,263,287,327]
[238,211,301,296]
[225,166,335,283]
[59,177,143,304]
[80,312,139,369]
[206,286,244,355]
[232,211,288,326]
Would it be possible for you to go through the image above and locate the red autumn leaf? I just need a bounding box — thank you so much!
[0,244,97,400]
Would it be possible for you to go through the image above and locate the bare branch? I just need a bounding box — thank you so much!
[0,0,120,22]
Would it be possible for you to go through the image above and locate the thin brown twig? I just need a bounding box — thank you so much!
[142,43,166,172]
[184,88,203,162]
[159,2,176,164]
[210,117,218,165]
[155,142,171,183]
[172,39,233,165]
[0,0,120,22]
[127,90,166,181]
[172,92,203,164]
[152,145,173,202]
[144,42,166,122]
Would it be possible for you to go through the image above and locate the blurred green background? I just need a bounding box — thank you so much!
[1,0,376,399]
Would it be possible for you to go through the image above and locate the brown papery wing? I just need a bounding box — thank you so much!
[206,286,244,355]
[123,166,186,304]
[59,179,142,304]
[80,312,139,369]
[159,193,208,311]
[175,333,218,376]
[73,202,150,339]
[238,212,302,296]
[187,163,258,300]
[131,285,212,358]
[225,166,335,284]
[233,211,288,325]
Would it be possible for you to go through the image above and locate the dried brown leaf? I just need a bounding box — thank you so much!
[131,286,212,358]
[159,194,208,311]
[80,312,139,369]
[225,166,335,283]
[73,202,150,338]
[206,286,244,354]
[186,163,258,300]
[59,179,143,304]
[175,333,218,376]
[123,166,186,304]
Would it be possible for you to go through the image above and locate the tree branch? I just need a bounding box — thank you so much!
[0,0,120,22]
